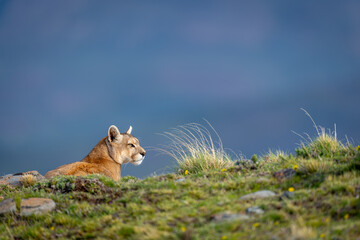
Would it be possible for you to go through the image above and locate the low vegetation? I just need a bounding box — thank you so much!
[1,118,360,239]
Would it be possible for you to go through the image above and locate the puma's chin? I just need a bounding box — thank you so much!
[132,160,143,166]
[132,155,145,165]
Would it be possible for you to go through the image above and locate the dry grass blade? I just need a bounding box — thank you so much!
[158,122,234,174]
[295,109,351,159]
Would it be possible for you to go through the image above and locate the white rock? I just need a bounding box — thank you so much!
[175,178,185,182]
[213,212,250,222]
[246,206,264,215]
[0,171,45,187]
[239,190,276,200]
[0,198,16,215]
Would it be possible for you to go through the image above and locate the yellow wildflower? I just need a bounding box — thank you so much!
[50,226,55,231]
[221,168,227,172]
[288,187,295,192]
[320,233,325,238]
[181,226,186,232]
[184,170,189,175]
[325,217,331,223]
[293,165,298,170]
[274,221,279,226]
[344,214,349,220]
[253,222,260,227]
[69,196,73,199]
[221,236,227,240]
[356,145,360,151]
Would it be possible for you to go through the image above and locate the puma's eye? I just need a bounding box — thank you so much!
[129,144,135,148]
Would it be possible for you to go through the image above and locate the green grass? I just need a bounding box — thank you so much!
[1,119,360,239]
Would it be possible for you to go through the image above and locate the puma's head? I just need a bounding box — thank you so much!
[105,125,146,165]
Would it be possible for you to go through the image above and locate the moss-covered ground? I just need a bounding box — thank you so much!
[1,144,360,239]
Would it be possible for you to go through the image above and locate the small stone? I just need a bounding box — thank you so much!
[20,198,56,216]
[0,174,12,179]
[239,190,276,200]
[279,191,295,200]
[235,159,249,166]
[246,206,264,215]
[0,175,23,187]
[234,159,257,169]
[175,178,185,183]
[0,198,17,215]
[256,177,269,183]
[212,212,250,222]
[273,168,296,181]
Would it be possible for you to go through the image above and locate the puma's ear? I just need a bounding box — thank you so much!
[126,126,132,135]
[108,125,122,142]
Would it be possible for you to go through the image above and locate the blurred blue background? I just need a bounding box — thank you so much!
[1,1,359,178]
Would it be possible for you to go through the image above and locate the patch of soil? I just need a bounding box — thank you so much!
[273,168,296,181]
[73,178,112,194]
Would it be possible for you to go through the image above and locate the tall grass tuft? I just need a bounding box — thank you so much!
[160,121,234,174]
[298,159,334,174]
[294,109,352,159]
[263,149,288,163]
[20,174,37,187]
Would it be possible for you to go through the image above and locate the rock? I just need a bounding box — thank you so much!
[246,206,264,215]
[279,191,295,200]
[0,198,17,215]
[212,212,250,222]
[239,190,276,200]
[273,168,296,181]
[256,177,269,183]
[234,159,257,170]
[175,178,185,182]
[0,174,12,179]
[20,198,56,216]
[0,171,45,187]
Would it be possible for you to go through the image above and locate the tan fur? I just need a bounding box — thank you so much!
[44,125,146,181]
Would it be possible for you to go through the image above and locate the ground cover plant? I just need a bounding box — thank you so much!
[1,119,360,240]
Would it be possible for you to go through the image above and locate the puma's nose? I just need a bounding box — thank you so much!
[140,151,146,156]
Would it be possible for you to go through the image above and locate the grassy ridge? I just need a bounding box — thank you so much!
[1,123,360,239]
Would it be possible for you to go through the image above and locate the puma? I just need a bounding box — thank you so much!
[44,125,146,181]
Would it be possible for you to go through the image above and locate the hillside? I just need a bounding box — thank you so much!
[0,124,360,239]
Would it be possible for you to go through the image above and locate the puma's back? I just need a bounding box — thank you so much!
[44,125,146,181]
